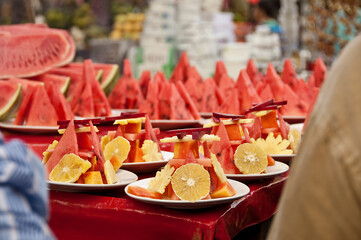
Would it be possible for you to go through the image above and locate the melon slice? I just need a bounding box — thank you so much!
[8,78,43,92]
[169,52,189,83]
[201,78,219,113]
[175,81,201,119]
[186,66,203,85]
[45,120,78,177]
[218,74,234,98]
[217,88,240,115]
[281,85,308,116]
[314,57,327,87]
[0,81,22,121]
[246,58,262,84]
[26,85,58,126]
[265,63,284,101]
[184,77,203,111]
[108,77,126,109]
[281,58,298,89]
[30,73,70,94]
[236,69,261,104]
[13,84,35,125]
[139,70,151,98]
[139,81,159,120]
[214,61,228,85]
[46,82,74,120]
[73,76,94,118]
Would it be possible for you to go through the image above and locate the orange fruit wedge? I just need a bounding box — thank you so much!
[234,143,268,174]
[103,136,130,165]
[171,163,210,202]
[49,153,91,183]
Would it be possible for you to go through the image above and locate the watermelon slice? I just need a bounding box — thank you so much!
[214,61,228,86]
[144,115,161,153]
[0,81,22,120]
[46,82,74,120]
[175,81,201,119]
[26,85,58,126]
[139,81,159,120]
[246,59,262,84]
[281,85,308,116]
[303,87,320,131]
[258,84,274,102]
[139,70,151,98]
[154,72,167,93]
[236,69,261,105]
[123,59,133,78]
[186,66,202,85]
[307,74,316,89]
[296,78,313,107]
[248,116,262,140]
[169,52,189,83]
[13,84,35,125]
[281,58,298,90]
[218,88,240,115]
[108,77,126,109]
[218,74,235,98]
[201,78,219,112]
[265,63,284,101]
[74,75,94,118]
[89,121,105,172]
[211,122,237,174]
[184,77,203,111]
[45,120,78,177]
[7,78,43,91]
[314,57,327,87]
[30,73,70,94]
[277,111,290,139]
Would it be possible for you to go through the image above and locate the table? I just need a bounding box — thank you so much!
[2,128,288,240]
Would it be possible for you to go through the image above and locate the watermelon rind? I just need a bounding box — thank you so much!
[101,64,119,95]
[96,69,104,82]
[61,76,71,95]
[0,84,22,121]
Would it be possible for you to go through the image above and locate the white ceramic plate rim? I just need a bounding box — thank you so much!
[225,161,289,179]
[122,151,173,166]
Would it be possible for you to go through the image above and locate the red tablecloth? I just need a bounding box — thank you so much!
[2,128,288,240]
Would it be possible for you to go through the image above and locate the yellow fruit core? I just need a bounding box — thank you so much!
[171,163,210,202]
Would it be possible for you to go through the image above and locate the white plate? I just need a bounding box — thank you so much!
[270,154,295,163]
[290,123,304,133]
[226,161,289,181]
[47,169,138,192]
[150,119,201,130]
[125,179,250,209]
[0,119,58,133]
[121,151,174,173]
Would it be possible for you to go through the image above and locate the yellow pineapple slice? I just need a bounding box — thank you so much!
[113,117,146,125]
[42,140,58,164]
[200,134,220,142]
[251,132,293,155]
[288,129,301,153]
[210,154,227,183]
[160,135,193,143]
[141,140,163,162]
[147,164,175,194]
[58,126,99,134]
[234,143,268,174]
[103,136,130,166]
[203,118,254,128]
[252,110,273,117]
[49,153,91,183]
[104,160,118,184]
[171,163,210,202]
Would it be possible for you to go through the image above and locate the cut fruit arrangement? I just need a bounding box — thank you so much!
[127,128,238,202]
[43,119,129,184]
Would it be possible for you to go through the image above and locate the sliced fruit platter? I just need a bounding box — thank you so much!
[43,113,168,191]
[126,128,250,208]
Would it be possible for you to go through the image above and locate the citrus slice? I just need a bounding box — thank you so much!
[234,143,268,174]
[288,129,301,153]
[250,132,293,155]
[210,154,227,184]
[171,163,210,202]
[104,160,118,184]
[49,153,91,183]
[103,136,130,164]
[141,140,163,162]
[42,140,58,164]
[147,164,175,194]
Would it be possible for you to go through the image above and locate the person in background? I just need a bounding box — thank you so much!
[251,0,281,33]
[267,35,361,240]
[0,132,54,239]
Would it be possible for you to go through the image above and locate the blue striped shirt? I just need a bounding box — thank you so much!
[0,133,54,240]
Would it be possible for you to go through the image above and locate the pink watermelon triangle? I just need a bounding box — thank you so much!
[13,84,35,125]
[214,61,228,86]
[154,72,167,93]
[265,63,284,101]
[218,88,240,114]
[185,77,203,111]
[277,111,290,139]
[108,77,126,109]
[296,78,313,106]
[248,117,262,139]
[26,85,58,126]
[246,59,262,84]
[236,69,261,104]
[46,81,74,120]
[126,78,144,109]
[139,70,151,98]
[184,148,197,164]
[201,78,219,113]
[169,65,184,83]
[168,83,193,120]
[303,87,320,131]
[259,84,274,102]
[307,74,316,89]
[89,121,105,172]
[74,76,94,117]
[314,57,327,87]
[123,59,133,78]
[186,66,202,85]
[281,58,298,89]
[139,81,160,119]
[45,120,78,177]
[281,84,308,116]
[218,73,235,97]
[175,81,201,119]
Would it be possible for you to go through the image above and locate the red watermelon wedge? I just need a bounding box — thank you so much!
[214,61,228,86]
[26,85,58,126]
[303,87,320,131]
[13,84,34,125]
[218,74,235,98]
[236,69,261,104]
[0,81,22,121]
[139,70,151,98]
[169,52,189,83]
[175,81,201,119]
[248,116,262,140]
[45,120,78,177]
[46,82,74,120]
[314,57,327,87]
[259,84,274,102]
[265,63,284,101]
[201,78,219,112]
[281,85,308,116]
[246,58,262,84]
[185,77,203,111]
[139,81,159,120]
[30,73,70,95]
[307,74,316,89]
[218,88,240,115]
[211,122,237,174]
[277,111,290,139]
[123,59,133,78]
[74,75,94,117]
[108,77,126,109]
[281,58,298,90]
[186,66,202,84]
[89,121,105,172]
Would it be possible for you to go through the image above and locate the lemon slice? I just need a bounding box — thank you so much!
[234,143,268,174]
[211,154,227,183]
[103,136,130,163]
[251,132,293,155]
[147,164,175,194]
[42,140,58,164]
[49,153,91,183]
[104,160,118,184]
[142,140,162,162]
[171,163,210,202]
[288,129,301,153]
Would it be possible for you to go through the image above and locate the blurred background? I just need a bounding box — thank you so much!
[1,0,360,79]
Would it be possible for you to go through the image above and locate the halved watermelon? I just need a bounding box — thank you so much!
[175,81,201,119]
[265,63,284,101]
[214,61,228,86]
[281,58,298,90]
[139,70,151,98]
[201,78,219,112]
[0,81,22,120]
[45,120,78,177]
[30,73,70,94]
[46,82,74,120]
[211,122,237,174]
[26,85,58,126]
[139,81,159,119]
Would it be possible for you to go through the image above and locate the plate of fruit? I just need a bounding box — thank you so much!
[121,151,173,173]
